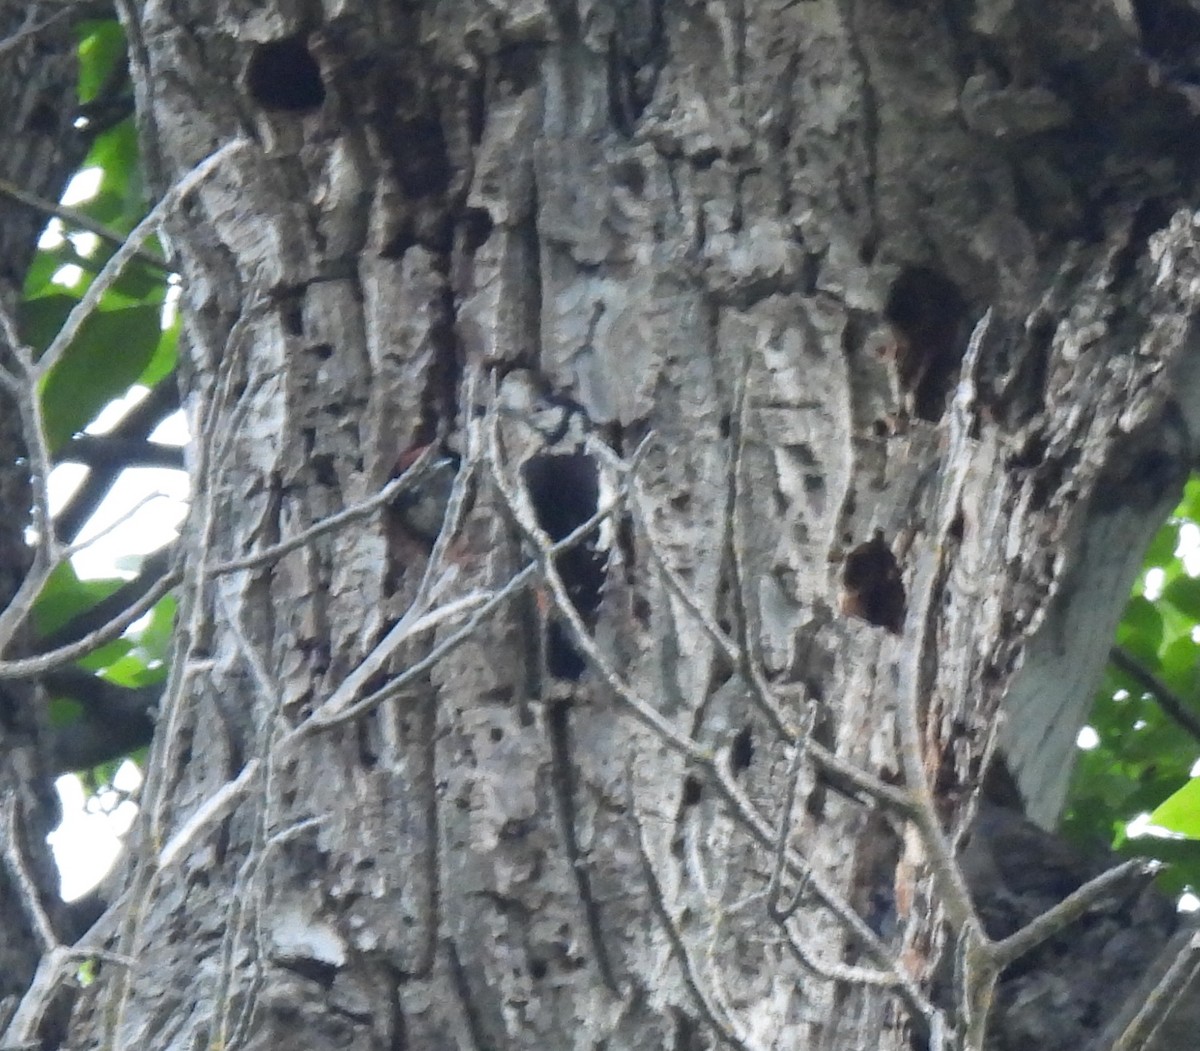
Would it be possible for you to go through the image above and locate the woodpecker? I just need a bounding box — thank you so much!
[388,444,462,545]
[388,373,614,680]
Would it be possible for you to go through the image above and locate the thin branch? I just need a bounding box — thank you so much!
[767,720,814,922]
[0,2,87,56]
[2,944,133,1050]
[1110,644,1200,746]
[629,470,918,815]
[988,858,1152,971]
[0,175,170,271]
[0,568,179,679]
[629,798,757,1051]
[34,547,173,655]
[156,759,262,869]
[1105,928,1200,1051]
[291,512,613,737]
[54,379,180,543]
[777,905,934,996]
[207,473,410,576]
[1,801,57,953]
[36,137,247,380]
[0,297,58,564]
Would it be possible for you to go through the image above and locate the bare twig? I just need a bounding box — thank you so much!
[1,801,57,953]
[156,759,263,869]
[1104,927,1200,1051]
[0,2,82,56]
[0,175,170,271]
[0,568,179,679]
[629,797,757,1050]
[36,138,247,380]
[1,945,135,1050]
[0,491,173,661]
[207,473,410,576]
[989,859,1151,971]
[0,297,57,564]
[766,719,814,922]
[1110,644,1200,746]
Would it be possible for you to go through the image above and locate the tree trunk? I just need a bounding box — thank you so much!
[36,2,1200,1049]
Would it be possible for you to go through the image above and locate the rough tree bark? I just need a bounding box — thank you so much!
[9,1,1200,1050]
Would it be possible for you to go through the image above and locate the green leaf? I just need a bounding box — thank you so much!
[1163,575,1200,621]
[77,20,125,105]
[1178,475,1200,523]
[1149,778,1200,839]
[21,294,78,353]
[140,318,179,388]
[76,638,133,672]
[134,595,176,664]
[40,304,164,449]
[1141,521,1181,572]
[1158,634,1199,696]
[98,653,160,688]
[33,563,125,638]
[83,121,144,232]
[1115,596,1163,665]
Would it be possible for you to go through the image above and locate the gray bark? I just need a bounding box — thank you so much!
[21,1,1200,1050]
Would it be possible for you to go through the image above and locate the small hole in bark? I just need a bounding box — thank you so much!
[390,116,451,197]
[730,726,754,775]
[618,513,637,576]
[681,775,703,806]
[1028,311,1056,356]
[246,37,326,112]
[280,957,338,988]
[357,719,378,768]
[381,222,417,260]
[883,266,967,421]
[490,727,503,742]
[497,42,542,93]
[632,594,651,627]
[530,958,548,980]
[1007,433,1047,470]
[462,207,493,251]
[311,454,338,486]
[281,301,304,335]
[614,159,646,195]
[838,530,906,634]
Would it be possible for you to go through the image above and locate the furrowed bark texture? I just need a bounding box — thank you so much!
[0,3,90,1034]
[69,2,1200,1049]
